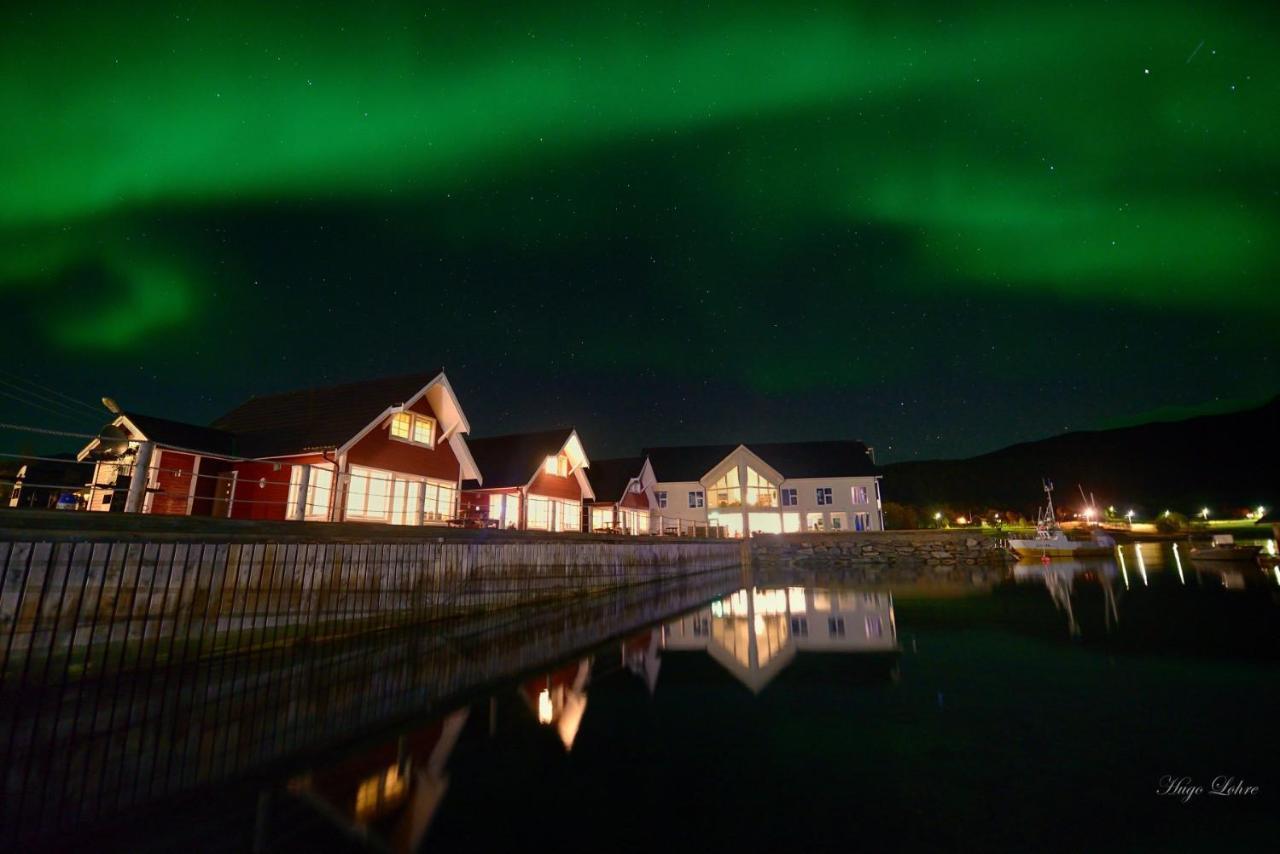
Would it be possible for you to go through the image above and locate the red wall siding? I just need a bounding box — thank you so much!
[528,469,582,501]
[346,396,461,481]
[621,490,649,510]
[150,450,196,516]
[190,457,233,517]
[229,461,292,521]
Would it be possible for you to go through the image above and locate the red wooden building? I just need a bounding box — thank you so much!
[584,456,657,534]
[78,372,481,525]
[459,429,593,531]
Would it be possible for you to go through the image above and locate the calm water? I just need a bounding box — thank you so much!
[4,542,1279,852]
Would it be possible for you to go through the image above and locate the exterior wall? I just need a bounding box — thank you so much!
[149,450,197,516]
[528,468,582,501]
[461,488,522,528]
[229,461,292,521]
[780,476,883,532]
[345,396,461,483]
[650,480,708,526]
[190,457,235,517]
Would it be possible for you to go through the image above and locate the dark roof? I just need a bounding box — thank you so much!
[463,428,575,489]
[212,372,439,457]
[586,457,644,503]
[122,411,238,456]
[643,441,877,482]
[749,441,878,478]
[643,445,738,483]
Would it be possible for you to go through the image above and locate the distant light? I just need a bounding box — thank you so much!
[933,512,942,520]
[1201,507,1211,519]
[1163,510,1170,517]
[1125,509,1135,520]
[1256,505,1266,518]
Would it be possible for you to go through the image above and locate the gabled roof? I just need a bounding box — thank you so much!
[644,440,877,482]
[586,456,644,504]
[748,441,878,478]
[463,428,576,489]
[212,372,442,457]
[642,445,739,483]
[120,411,238,456]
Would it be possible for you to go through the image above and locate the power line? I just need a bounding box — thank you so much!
[0,376,103,422]
[0,389,100,425]
[0,369,104,416]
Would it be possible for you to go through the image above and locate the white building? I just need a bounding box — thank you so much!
[643,441,883,537]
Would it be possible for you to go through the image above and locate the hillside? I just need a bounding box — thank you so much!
[879,396,1278,515]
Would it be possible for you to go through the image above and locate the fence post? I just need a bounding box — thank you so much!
[125,441,155,513]
[292,464,310,521]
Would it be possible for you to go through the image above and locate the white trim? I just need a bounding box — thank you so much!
[338,371,473,456]
[449,433,482,484]
[186,454,202,515]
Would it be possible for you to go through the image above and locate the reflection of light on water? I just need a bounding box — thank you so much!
[1117,547,1130,589]
[1172,543,1185,584]
[1134,544,1148,586]
[537,688,553,724]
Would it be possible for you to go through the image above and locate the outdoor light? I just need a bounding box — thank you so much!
[1201,507,1210,519]
[1125,509,1135,520]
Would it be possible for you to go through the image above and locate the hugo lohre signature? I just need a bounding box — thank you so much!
[1157,776,1260,803]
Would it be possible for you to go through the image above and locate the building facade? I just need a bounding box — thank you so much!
[76,372,481,526]
[460,429,593,532]
[644,441,883,537]
[584,456,657,534]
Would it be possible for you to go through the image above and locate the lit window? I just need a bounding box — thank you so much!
[852,485,869,504]
[866,615,884,638]
[388,412,434,448]
[688,490,704,509]
[781,488,797,506]
[744,467,778,508]
[816,487,833,506]
[544,454,569,476]
[853,512,871,531]
[707,467,741,508]
[655,490,667,508]
[527,496,551,529]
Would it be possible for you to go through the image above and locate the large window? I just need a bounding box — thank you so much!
[851,485,869,504]
[592,506,615,532]
[707,467,740,508]
[806,512,826,531]
[488,493,521,528]
[389,412,435,448]
[688,490,705,509]
[287,464,335,520]
[745,467,778,508]
[852,511,872,532]
[346,466,455,524]
[528,496,580,531]
[816,487,833,506]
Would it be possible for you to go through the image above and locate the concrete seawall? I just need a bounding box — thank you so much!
[0,511,741,669]
[751,530,1012,584]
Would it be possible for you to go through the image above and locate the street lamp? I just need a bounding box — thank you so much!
[1201,507,1210,520]
[1125,509,1135,523]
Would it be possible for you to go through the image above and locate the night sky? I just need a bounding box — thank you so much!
[2,2,1277,461]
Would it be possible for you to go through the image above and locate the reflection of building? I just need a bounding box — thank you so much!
[288,708,469,854]
[520,658,591,750]
[662,586,898,692]
[461,429,593,531]
[644,442,883,537]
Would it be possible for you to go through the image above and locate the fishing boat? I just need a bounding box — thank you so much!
[1188,534,1262,563]
[1007,480,1114,558]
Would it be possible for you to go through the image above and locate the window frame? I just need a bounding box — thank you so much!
[655,490,667,508]
[816,487,833,506]
[388,412,436,449]
[781,487,797,507]
[688,490,705,509]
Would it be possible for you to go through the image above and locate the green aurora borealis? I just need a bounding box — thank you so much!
[1,1,1277,458]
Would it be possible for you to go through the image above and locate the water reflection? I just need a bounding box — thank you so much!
[3,551,1278,852]
[663,586,898,693]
